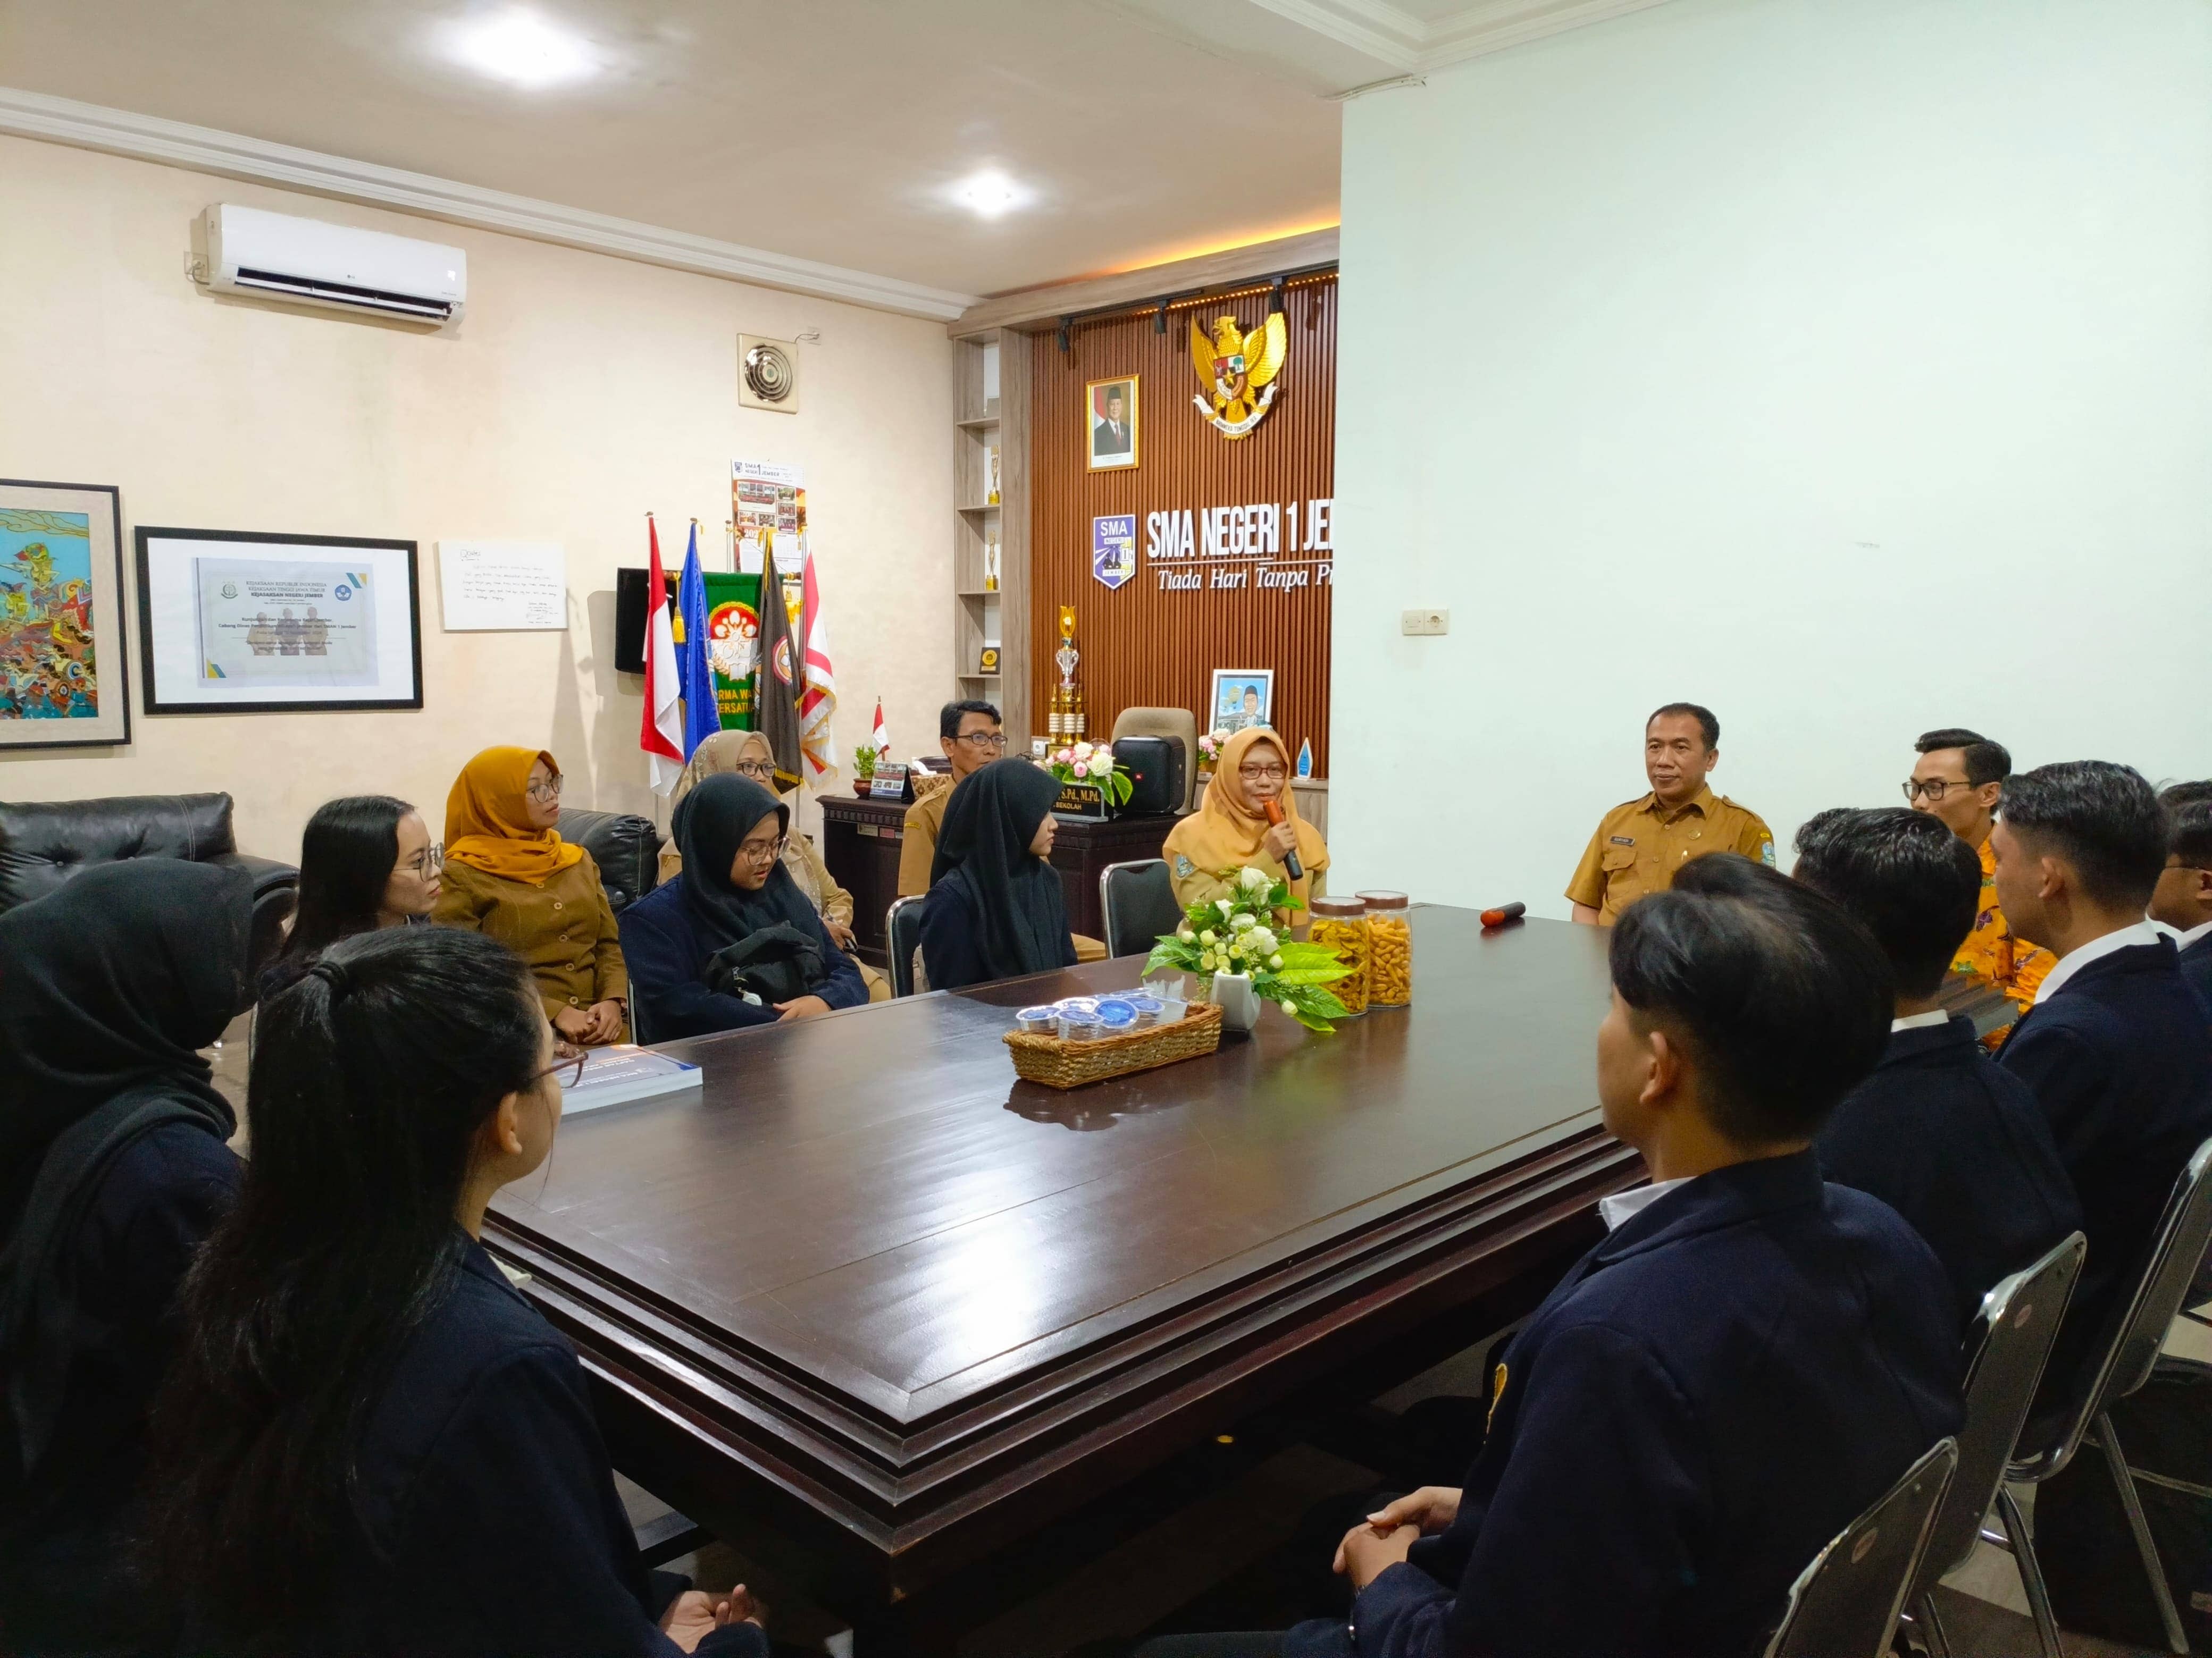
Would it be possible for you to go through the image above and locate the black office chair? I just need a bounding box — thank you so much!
[887,895,926,997]
[1899,1232,2086,1658]
[1760,1437,1958,1658]
[1099,858,1181,958]
[1992,1137,2212,1657]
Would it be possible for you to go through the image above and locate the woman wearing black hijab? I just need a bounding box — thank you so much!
[618,772,866,1039]
[919,759,1077,990]
[0,859,253,1654]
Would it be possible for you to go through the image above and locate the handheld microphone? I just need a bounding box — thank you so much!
[1480,901,1527,929]
[1262,797,1304,882]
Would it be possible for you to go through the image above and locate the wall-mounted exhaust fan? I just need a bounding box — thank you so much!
[738,335,799,414]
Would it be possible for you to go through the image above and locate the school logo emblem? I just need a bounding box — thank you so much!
[1091,513,1136,591]
[1188,312,1287,439]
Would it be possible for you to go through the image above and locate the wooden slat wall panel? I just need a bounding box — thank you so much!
[1029,274,1336,776]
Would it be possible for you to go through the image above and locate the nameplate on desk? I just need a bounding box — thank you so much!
[856,822,902,839]
[868,763,911,802]
[1053,781,1108,819]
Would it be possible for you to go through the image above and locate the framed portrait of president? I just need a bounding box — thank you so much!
[1086,375,1139,472]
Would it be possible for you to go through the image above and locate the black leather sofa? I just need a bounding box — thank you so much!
[557,806,663,913]
[0,792,299,976]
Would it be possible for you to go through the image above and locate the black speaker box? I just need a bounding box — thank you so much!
[612,567,679,676]
[1113,736,1185,817]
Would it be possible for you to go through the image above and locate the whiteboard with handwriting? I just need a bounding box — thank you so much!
[437,541,566,631]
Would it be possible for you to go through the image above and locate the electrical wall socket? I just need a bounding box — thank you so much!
[1401,608,1449,636]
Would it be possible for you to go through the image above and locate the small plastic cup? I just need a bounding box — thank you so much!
[1058,1012,1104,1042]
[1014,1006,1059,1036]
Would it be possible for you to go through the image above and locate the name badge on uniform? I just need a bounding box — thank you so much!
[1173,854,1196,879]
[1760,840,1775,866]
[1610,835,1635,847]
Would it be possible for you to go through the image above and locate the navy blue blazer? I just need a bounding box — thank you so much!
[301,1238,765,1657]
[618,877,866,1040]
[2179,933,2212,1016]
[916,877,1076,992]
[1351,1153,1962,1658]
[0,1123,239,1652]
[1818,1015,2082,1327]
[1999,938,2212,1401]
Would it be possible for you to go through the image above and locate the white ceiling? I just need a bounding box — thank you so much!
[0,0,1666,305]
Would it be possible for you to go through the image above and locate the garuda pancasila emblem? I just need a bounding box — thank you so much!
[1188,312,1286,439]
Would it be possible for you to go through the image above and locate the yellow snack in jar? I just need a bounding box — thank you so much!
[1309,902,1369,1016]
[1357,890,1413,1007]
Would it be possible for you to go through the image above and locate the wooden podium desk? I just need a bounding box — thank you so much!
[818,793,1177,963]
[484,910,1635,1649]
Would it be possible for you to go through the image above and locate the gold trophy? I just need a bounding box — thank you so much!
[1052,605,1085,740]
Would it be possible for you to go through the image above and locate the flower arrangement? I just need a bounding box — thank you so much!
[1043,739,1133,806]
[852,742,877,781]
[1196,727,1233,768]
[1145,865,1353,1032]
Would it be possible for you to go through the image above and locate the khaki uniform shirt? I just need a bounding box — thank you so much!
[433,854,629,1034]
[896,787,950,897]
[1566,786,1775,925]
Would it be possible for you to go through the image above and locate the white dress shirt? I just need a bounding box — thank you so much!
[2035,919,2163,1005]
[1598,1176,1693,1232]
[1891,1009,1950,1033]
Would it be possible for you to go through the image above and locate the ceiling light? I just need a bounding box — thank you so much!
[951,171,1029,219]
[441,9,599,89]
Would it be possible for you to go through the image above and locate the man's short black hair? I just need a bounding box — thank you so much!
[1647,702,1719,750]
[1792,807,1980,999]
[940,699,1000,742]
[1998,761,2167,910]
[1915,727,2012,788]
[1611,854,1892,1146]
[2161,782,2212,870]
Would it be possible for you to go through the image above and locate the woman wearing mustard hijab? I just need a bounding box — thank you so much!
[432,747,628,1045]
[1162,727,1329,915]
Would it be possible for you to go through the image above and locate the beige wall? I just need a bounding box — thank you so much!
[0,134,953,860]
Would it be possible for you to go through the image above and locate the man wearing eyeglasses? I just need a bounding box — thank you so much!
[1906,727,2051,1024]
[898,700,1006,897]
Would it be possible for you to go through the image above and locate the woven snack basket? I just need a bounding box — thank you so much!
[1003,1001,1224,1090]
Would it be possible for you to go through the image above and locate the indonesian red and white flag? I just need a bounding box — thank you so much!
[639,517,684,795]
[797,543,839,780]
[870,698,889,762]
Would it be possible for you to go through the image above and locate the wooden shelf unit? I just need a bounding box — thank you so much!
[952,332,1028,747]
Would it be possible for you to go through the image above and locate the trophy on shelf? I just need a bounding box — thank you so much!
[983,531,1000,593]
[1050,604,1085,739]
[986,445,1002,507]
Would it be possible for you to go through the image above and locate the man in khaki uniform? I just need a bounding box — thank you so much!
[1568,703,1774,925]
[898,698,1004,895]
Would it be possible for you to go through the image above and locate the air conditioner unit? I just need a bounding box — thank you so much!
[199,204,467,326]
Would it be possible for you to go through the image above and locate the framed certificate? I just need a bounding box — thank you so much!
[135,527,423,714]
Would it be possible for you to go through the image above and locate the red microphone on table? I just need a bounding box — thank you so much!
[1481,901,1526,929]
[1261,798,1304,882]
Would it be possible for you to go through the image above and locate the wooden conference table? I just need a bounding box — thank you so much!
[484,907,1638,1649]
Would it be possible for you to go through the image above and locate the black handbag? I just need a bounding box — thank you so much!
[704,922,823,1007]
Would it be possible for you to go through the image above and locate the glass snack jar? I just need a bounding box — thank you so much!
[1308,894,1370,1016]
[1358,890,1413,1007]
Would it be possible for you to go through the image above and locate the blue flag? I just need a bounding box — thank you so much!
[675,523,719,758]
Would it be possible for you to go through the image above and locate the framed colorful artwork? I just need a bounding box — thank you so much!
[1085,374,1138,472]
[135,526,423,714]
[0,478,129,748]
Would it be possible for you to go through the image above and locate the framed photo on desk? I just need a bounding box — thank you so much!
[1209,667,1273,734]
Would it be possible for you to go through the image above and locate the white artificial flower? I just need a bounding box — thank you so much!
[1073,741,1093,759]
[1177,925,1194,941]
[1216,898,1234,917]
[1268,953,1284,970]
[1238,865,1272,894]
[1279,998,1297,1013]
[1200,929,1217,946]
[1230,912,1255,932]
[1245,927,1276,955]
